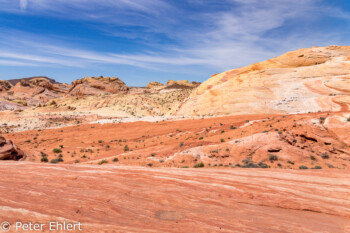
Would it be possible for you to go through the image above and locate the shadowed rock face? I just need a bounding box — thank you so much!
[176,46,350,116]
[0,136,26,160]
[68,76,129,96]
[0,163,349,233]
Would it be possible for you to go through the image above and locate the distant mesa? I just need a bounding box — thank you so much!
[146,81,165,89]
[7,76,57,86]
[146,80,201,90]
[68,76,129,96]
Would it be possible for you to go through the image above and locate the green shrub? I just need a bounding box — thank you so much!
[124,145,130,152]
[98,160,108,165]
[193,162,205,168]
[269,155,278,161]
[310,155,316,161]
[299,165,308,170]
[321,152,329,159]
[199,137,203,140]
[113,158,119,162]
[53,148,62,153]
[220,139,225,143]
[313,166,322,169]
[41,157,48,163]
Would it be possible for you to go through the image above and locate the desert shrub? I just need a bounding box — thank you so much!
[179,142,184,147]
[310,155,316,161]
[199,137,203,140]
[313,166,322,169]
[220,138,225,143]
[113,158,119,162]
[269,155,278,161]
[50,159,59,164]
[53,148,62,153]
[41,157,48,163]
[258,162,268,168]
[98,160,108,165]
[299,165,308,170]
[230,125,236,129]
[75,160,80,163]
[98,140,103,143]
[320,152,329,159]
[193,162,205,168]
[181,166,189,168]
[124,145,130,152]
[347,118,350,122]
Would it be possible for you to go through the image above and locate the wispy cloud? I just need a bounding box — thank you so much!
[0,0,349,82]
[19,0,27,11]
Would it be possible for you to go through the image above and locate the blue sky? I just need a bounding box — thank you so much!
[0,0,349,86]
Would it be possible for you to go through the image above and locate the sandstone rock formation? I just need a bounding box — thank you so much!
[7,76,57,86]
[6,111,349,169]
[146,81,165,89]
[68,76,129,96]
[166,80,201,89]
[2,77,67,106]
[176,46,350,116]
[0,80,12,92]
[0,162,349,232]
[0,136,26,160]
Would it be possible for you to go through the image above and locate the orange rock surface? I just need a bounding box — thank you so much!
[5,112,350,170]
[0,162,349,232]
[176,46,350,116]
[68,76,129,96]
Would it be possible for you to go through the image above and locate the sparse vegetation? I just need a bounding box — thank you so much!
[41,157,48,163]
[53,148,62,153]
[98,160,108,165]
[124,145,130,152]
[193,162,204,168]
[321,152,329,159]
[299,165,308,170]
[269,155,278,161]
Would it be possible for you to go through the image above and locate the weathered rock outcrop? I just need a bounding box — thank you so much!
[0,80,12,92]
[2,77,67,106]
[68,76,129,96]
[146,81,165,89]
[176,46,350,116]
[0,136,26,160]
[166,80,201,89]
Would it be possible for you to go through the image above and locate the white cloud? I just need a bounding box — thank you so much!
[19,0,27,11]
[0,0,349,75]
